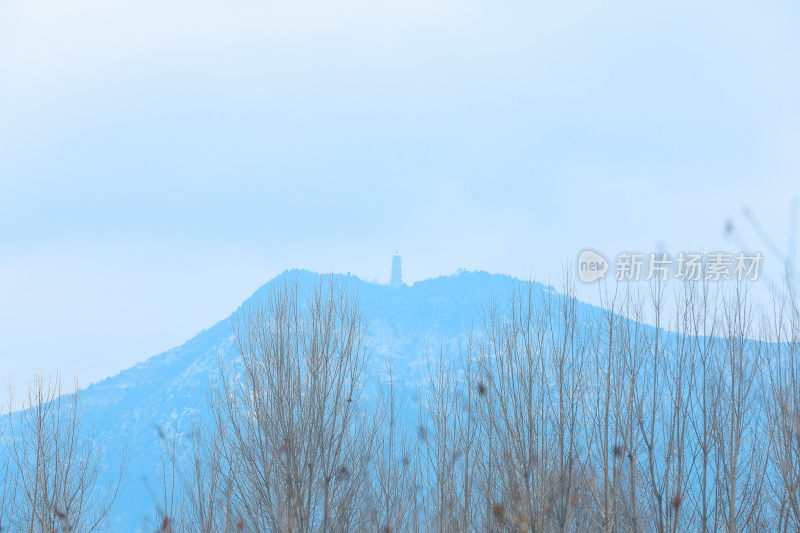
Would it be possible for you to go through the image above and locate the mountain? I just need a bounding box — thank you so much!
[73,269,560,531]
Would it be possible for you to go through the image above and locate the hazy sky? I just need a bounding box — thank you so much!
[1,0,799,393]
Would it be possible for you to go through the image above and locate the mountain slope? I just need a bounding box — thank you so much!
[76,269,556,530]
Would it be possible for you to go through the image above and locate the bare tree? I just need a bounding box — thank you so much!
[475,274,587,532]
[713,285,769,532]
[6,375,124,533]
[182,420,235,533]
[541,274,587,533]
[371,364,419,533]
[151,418,236,533]
[632,279,697,533]
[583,285,627,533]
[480,283,549,531]
[418,343,483,532]
[0,398,18,532]
[764,284,800,532]
[685,278,722,533]
[213,277,376,532]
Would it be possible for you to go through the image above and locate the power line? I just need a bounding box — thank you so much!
[4,340,183,389]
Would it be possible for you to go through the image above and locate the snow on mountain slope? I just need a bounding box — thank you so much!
[74,269,554,531]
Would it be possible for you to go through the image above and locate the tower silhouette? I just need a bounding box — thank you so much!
[390,252,403,287]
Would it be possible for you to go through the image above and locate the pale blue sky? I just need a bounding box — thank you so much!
[1,0,799,393]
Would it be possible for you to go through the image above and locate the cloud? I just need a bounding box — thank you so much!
[1,0,799,385]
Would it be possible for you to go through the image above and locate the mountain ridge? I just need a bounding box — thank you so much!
[72,269,552,530]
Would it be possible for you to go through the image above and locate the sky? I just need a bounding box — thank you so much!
[1,0,799,396]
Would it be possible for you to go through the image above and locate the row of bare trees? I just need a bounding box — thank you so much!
[149,275,800,532]
[3,274,799,532]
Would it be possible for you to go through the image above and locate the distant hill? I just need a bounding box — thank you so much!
[73,269,563,531]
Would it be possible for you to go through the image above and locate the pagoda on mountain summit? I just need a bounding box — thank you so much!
[390,252,403,287]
